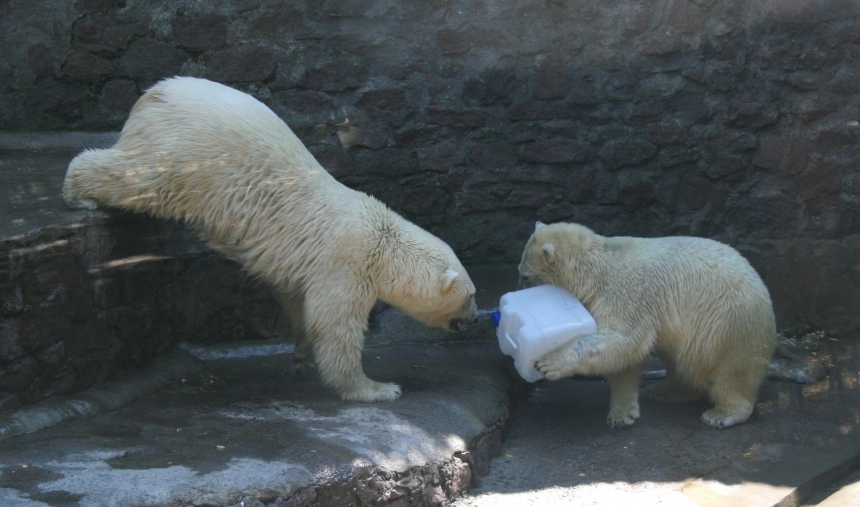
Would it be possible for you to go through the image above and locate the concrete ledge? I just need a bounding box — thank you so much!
[0,351,197,441]
[0,132,119,152]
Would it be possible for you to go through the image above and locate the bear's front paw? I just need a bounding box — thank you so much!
[341,381,402,402]
[607,402,640,428]
[535,349,576,381]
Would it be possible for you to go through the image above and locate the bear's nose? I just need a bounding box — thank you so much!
[449,318,469,332]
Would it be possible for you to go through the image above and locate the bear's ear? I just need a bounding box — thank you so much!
[441,269,460,292]
[535,221,546,231]
[541,243,555,262]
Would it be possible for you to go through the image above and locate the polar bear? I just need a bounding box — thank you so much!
[519,222,776,428]
[63,77,477,402]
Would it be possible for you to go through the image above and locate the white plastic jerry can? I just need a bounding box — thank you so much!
[492,284,597,382]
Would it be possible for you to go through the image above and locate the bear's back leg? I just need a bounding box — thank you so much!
[274,287,313,377]
[701,333,771,428]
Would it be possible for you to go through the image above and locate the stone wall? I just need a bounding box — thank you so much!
[3,0,859,250]
[1,2,858,337]
[0,210,280,411]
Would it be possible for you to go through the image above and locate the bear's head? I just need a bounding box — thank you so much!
[519,221,600,297]
[377,230,478,332]
[411,262,478,332]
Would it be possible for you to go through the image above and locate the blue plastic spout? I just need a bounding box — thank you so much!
[491,310,501,328]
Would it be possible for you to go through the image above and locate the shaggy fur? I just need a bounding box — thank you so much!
[519,222,775,428]
[63,77,477,402]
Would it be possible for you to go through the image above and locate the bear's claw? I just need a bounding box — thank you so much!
[700,408,746,429]
[535,351,576,381]
[607,402,640,428]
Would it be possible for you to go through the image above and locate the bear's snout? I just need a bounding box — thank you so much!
[448,317,475,332]
[518,275,531,290]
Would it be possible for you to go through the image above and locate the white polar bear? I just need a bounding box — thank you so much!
[519,222,776,428]
[63,77,477,402]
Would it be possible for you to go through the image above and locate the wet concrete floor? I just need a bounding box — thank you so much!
[454,336,860,507]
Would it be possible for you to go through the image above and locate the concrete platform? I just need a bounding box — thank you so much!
[0,329,517,507]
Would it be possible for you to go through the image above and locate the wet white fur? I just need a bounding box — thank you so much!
[520,222,775,428]
[63,77,477,402]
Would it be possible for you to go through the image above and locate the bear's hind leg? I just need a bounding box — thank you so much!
[277,289,312,377]
[701,376,757,428]
[605,365,643,428]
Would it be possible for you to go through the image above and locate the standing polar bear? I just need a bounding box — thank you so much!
[519,222,776,428]
[63,77,478,402]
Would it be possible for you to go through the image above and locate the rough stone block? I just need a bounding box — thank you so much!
[119,38,189,85]
[534,59,566,100]
[674,174,727,213]
[463,68,517,106]
[356,87,413,121]
[74,0,126,13]
[503,187,552,209]
[72,14,132,49]
[174,14,229,51]
[417,143,465,173]
[101,79,139,113]
[250,6,305,35]
[207,45,276,83]
[400,186,448,215]
[468,143,517,169]
[24,79,89,120]
[506,100,572,121]
[616,171,656,212]
[275,89,336,114]
[518,140,591,164]
[598,137,658,170]
[753,135,809,175]
[354,149,416,176]
[27,44,55,80]
[63,50,115,81]
[436,28,472,55]
[298,60,368,92]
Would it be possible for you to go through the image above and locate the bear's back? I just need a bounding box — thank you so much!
[603,235,769,310]
[119,77,318,177]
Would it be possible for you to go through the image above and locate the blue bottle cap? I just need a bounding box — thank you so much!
[490,310,501,328]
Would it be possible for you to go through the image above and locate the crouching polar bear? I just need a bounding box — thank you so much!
[63,77,477,402]
[519,222,775,428]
